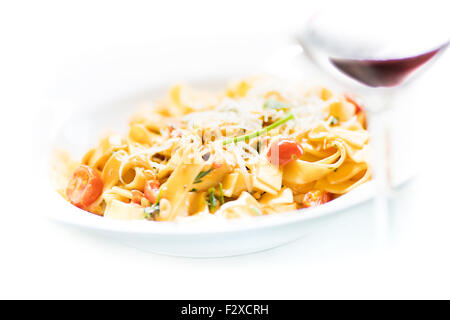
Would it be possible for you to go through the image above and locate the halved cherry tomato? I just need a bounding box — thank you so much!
[144,180,160,204]
[66,165,103,210]
[303,190,331,208]
[212,162,223,169]
[344,94,363,113]
[267,140,303,166]
[131,190,145,205]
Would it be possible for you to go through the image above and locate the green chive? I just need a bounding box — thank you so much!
[222,113,295,145]
[154,188,163,206]
[207,187,217,212]
[193,168,213,184]
[218,183,224,204]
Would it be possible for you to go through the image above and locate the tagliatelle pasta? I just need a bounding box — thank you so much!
[55,76,371,221]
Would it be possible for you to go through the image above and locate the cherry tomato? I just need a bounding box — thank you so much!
[212,162,223,169]
[66,165,103,210]
[267,140,303,166]
[131,190,144,205]
[144,180,160,204]
[303,190,331,208]
[344,94,363,113]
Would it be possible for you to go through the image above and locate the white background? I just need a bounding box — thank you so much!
[1,0,450,299]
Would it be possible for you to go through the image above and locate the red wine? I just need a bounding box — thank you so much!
[330,48,442,87]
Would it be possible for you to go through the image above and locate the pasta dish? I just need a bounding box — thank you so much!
[55,77,371,221]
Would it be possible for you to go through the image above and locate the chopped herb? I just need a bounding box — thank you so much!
[333,168,338,172]
[144,188,163,221]
[251,207,262,216]
[218,183,224,204]
[193,168,213,184]
[189,188,197,192]
[207,188,217,212]
[154,188,163,206]
[329,116,339,126]
[256,140,262,153]
[263,99,290,110]
[144,204,160,221]
[222,113,295,145]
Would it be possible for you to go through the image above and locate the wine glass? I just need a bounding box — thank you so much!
[297,4,449,249]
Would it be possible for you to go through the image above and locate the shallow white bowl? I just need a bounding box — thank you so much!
[38,37,410,257]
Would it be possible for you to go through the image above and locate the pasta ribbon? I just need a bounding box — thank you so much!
[57,76,372,220]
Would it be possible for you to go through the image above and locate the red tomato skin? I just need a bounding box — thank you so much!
[131,190,144,205]
[212,162,223,169]
[66,165,103,210]
[267,140,303,166]
[303,190,331,208]
[144,180,160,204]
[344,94,363,113]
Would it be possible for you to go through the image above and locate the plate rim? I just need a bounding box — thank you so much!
[39,57,409,236]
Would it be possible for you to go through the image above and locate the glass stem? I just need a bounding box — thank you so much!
[366,90,394,250]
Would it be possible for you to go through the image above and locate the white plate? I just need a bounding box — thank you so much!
[38,38,412,257]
